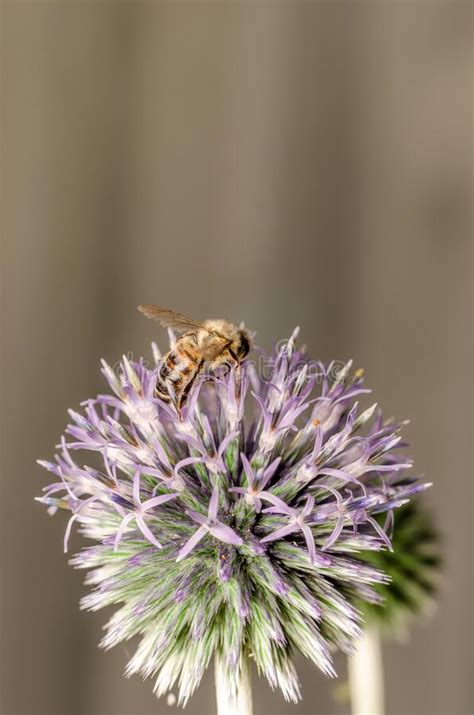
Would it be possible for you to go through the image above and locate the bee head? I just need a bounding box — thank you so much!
[233,330,252,363]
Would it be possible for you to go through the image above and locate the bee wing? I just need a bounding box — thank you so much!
[137,305,206,333]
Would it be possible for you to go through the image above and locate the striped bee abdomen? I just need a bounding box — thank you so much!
[155,339,203,410]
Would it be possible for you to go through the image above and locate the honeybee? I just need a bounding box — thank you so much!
[138,305,252,411]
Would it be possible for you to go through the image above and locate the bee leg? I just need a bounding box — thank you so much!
[154,384,171,404]
[218,364,233,378]
[224,354,242,399]
[197,374,214,384]
[176,392,187,416]
[168,383,184,417]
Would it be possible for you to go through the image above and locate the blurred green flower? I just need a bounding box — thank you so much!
[355,501,441,636]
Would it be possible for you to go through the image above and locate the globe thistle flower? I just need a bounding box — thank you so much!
[37,330,429,705]
[354,500,441,636]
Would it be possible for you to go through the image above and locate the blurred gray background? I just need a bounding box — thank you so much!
[1,1,472,714]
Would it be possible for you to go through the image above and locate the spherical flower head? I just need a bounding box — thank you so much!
[37,332,430,704]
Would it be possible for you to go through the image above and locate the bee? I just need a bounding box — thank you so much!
[138,305,252,411]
